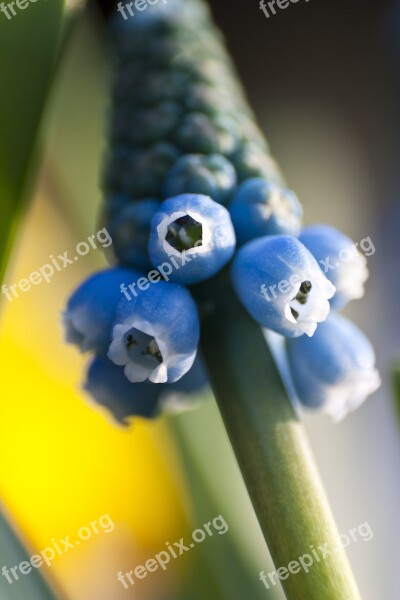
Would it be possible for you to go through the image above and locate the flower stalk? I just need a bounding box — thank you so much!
[197,276,361,600]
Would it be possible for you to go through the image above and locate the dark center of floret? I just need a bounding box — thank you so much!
[145,339,163,363]
[166,215,203,252]
[125,329,163,365]
[290,281,312,320]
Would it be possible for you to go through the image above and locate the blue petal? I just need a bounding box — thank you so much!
[229,178,302,245]
[165,353,208,394]
[63,267,141,355]
[84,356,161,425]
[231,235,335,337]
[286,312,380,421]
[159,354,210,414]
[148,193,236,285]
[299,225,368,309]
[108,278,200,383]
[85,354,208,425]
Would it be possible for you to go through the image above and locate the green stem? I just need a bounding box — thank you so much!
[169,416,276,600]
[197,277,361,600]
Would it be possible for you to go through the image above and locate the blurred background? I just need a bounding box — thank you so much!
[0,0,399,599]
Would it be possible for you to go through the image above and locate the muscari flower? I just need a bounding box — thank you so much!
[107,198,161,270]
[286,312,380,422]
[63,267,138,355]
[85,356,162,425]
[231,235,335,337]
[148,193,236,285]
[84,354,208,426]
[299,224,369,310]
[229,178,303,245]
[163,153,237,205]
[108,278,200,383]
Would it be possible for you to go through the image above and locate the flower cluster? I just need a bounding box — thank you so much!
[63,0,379,423]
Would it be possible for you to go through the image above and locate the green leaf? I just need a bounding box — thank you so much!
[0,0,66,287]
[0,511,59,600]
[0,5,70,599]
[393,366,400,425]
